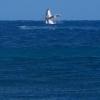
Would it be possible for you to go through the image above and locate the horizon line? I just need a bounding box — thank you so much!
[0,19,100,21]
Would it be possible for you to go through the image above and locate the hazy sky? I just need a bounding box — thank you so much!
[0,0,100,20]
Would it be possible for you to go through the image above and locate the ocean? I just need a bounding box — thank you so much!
[0,20,100,100]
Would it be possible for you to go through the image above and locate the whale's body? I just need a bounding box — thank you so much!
[45,9,55,24]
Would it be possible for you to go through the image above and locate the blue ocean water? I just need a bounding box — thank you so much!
[0,21,100,100]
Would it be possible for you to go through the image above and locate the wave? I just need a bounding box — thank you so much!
[18,25,100,31]
[18,25,58,30]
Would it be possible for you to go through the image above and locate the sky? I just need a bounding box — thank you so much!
[0,0,100,20]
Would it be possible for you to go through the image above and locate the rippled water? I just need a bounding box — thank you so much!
[0,21,100,100]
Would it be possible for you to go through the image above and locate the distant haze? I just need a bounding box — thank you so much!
[0,0,100,20]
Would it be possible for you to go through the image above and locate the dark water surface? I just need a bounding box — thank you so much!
[0,21,100,100]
